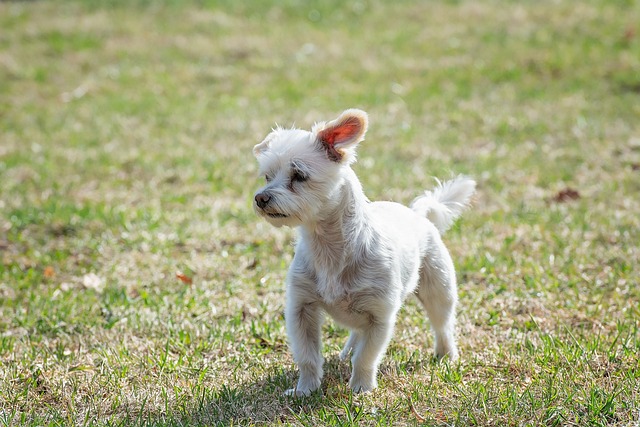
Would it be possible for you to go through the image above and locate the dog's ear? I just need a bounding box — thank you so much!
[253,129,279,157]
[313,109,368,162]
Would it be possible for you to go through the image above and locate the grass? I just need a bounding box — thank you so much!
[1,0,639,425]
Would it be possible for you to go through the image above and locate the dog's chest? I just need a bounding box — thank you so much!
[322,292,374,330]
[314,270,376,330]
[301,225,378,328]
[314,268,339,299]
[314,264,357,305]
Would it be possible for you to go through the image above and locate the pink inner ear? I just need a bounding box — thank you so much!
[319,116,362,146]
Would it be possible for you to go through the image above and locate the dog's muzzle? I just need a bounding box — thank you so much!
[255,192,271,209]
[255,192,289,218]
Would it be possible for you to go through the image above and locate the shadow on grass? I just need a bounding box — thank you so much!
[178,356,353,425]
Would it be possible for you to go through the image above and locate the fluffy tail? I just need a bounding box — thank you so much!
[410,176,476,234]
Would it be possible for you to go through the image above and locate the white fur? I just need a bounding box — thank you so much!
[253,109,475,396]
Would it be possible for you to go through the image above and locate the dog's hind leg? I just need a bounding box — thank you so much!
[339,330,360,361]
[415,241,459,361]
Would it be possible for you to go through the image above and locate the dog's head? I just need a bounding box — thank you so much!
[252,109,368,227]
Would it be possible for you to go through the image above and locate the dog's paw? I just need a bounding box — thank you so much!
[284,377,321,398]
[348,376,377,394]
[284,386,317,398]
[349,382,375,394]
[434,339,459,362]
[435,347,459,362]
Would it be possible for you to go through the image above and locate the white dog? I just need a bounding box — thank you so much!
[253,109,475,396]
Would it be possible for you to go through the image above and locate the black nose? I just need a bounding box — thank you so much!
[255,192,271,209]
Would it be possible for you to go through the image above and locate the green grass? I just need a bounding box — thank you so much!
[1,0,639,425]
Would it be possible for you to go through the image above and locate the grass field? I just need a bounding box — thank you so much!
[1,0,639,425]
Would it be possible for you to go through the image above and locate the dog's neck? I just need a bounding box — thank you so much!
[299,168,370,301]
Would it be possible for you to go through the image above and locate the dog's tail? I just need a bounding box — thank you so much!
[410,176,476,234]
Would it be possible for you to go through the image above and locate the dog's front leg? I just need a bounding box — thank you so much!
[349,321,394,393]
[284,286,324,397]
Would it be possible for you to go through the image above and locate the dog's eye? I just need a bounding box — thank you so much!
[265,175,272,182]
[291,170,308,183]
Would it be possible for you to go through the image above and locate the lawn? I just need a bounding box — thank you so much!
[0,0,639,425]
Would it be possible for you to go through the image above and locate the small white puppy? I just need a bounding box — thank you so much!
[253,109,475,396]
